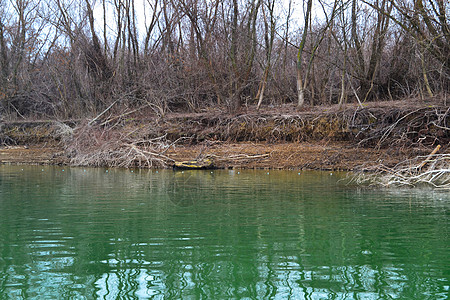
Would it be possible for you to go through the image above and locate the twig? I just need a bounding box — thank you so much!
[161,136,192,154]
[431,121,450,131]
[88,100,119,126]
[126,144,175,162]
[376,108,425,149]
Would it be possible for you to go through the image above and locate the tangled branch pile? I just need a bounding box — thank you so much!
[354,147,450,189]
[63,123,175,168]
[159,105,449,148]
[351,106,450,148]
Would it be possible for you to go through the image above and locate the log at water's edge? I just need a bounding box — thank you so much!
[173,159,216,170]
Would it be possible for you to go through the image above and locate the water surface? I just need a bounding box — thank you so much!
[0,166,448,299]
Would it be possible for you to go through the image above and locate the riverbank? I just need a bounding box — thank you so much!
[0,100,448,170]
[0,142,422,170]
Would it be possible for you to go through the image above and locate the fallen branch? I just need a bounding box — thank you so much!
[376,108,425,149]
[88,100,119,126]
[419,144,441,169]
[353,153,450,189]
[209,153,270,161]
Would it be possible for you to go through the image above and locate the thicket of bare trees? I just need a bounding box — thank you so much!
[0,0,448,119]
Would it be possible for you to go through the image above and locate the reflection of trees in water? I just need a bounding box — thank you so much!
[166,170,238,207]
[88,244,437,299]
[166,171,205,207]
[1,167,448,299]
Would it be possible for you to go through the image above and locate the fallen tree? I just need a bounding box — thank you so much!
[353,146,450,189]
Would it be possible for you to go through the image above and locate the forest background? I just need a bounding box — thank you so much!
[0,0,448,174]
[0,0,448,118]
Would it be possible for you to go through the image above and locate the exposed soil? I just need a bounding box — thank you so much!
[0,100,448,170]
[165,142,422,170]
[0,145,64,165]
[0,142,421,170]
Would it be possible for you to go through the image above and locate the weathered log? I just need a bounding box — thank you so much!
[173,158,215,170]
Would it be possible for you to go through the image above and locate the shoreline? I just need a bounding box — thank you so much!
[0,101,448,170]
[0,141,426,171]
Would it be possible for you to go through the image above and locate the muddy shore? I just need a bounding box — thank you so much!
[0,142,420,170]
[0,100,448,170]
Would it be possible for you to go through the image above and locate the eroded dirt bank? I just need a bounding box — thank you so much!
[0,142,423,171]
[0,101,448,170]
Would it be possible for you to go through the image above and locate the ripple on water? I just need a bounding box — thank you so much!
[0,167,448,299]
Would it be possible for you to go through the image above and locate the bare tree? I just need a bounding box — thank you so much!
[363,0,449,97]
[85,0,111,80]
[296,0,312,108]
[256,0,276,109]
[228,0,262,111]
[0,3,9,91]
[0,0,447,120]
[143,0,161,55]
[350,0,392,102]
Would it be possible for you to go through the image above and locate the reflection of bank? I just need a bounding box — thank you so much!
[167,170,214,207]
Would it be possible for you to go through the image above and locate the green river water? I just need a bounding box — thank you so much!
[0,165,448,299]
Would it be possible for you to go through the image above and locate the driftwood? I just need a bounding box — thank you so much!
[173,158,215,170]
[208,153,270,161]
[418,145,441,169]
[353,146,450,189]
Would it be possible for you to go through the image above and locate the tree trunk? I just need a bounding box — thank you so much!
[0,19,8,85]
[297,68,305,107]
[297,0,312,108]
[257,67,269,109]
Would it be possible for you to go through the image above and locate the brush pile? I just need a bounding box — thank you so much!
[63,122,175,168]
[354,146,450,189]
[158,105,449,147]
